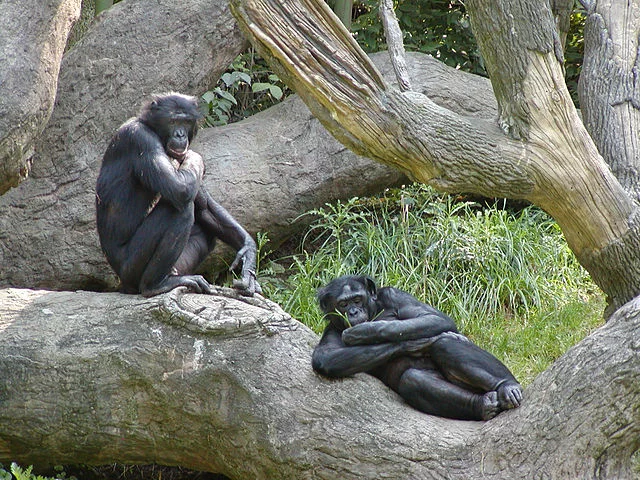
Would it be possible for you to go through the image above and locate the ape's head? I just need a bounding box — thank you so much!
[317,275,379,329]
[139,93,201,161]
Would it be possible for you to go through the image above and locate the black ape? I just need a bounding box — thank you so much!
[312,275,522,420]
[96,93,261,297]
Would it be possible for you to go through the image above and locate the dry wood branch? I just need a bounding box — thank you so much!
[379,0,411,92]
[230,0,640,310]
[230,0,529,190]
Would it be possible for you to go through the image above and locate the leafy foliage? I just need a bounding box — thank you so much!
[352,0,485,74]
[201,49,290,126]
[258,185,604,385]
[351,0,585,102]
[564,4,586,107]
[0,464,75,480]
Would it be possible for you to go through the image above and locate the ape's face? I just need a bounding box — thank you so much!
[334,283,370,326]
[318,276,378,328]
[139,93,200,162]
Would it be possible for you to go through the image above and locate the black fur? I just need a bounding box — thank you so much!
[312,275,523,420]
[96,93,260,297]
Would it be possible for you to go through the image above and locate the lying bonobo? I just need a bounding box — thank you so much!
[312,275,523,420]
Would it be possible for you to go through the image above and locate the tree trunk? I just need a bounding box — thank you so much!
[0,287,637,479]
[0,43,503,291]
[0,0,81,194]
[2,0,639,477]
[229,0,640,314]
[579,1,640,205]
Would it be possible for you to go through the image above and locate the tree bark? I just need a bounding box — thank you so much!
[0,0,81,194]
[0,1,639,477]
[0,45,503,291]
[0,287,637,479]
[579,1,640,204]
[229,0,640,313]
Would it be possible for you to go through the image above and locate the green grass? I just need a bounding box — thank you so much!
[258,184,605,386]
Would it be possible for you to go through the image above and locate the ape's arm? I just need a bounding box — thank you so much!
[130,126,204,209]
[194,188,261,294]
[312,327,407,377]
[342,287,458,346]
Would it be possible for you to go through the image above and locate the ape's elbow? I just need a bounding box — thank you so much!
[311,354,329,375]
[312,354,343,378]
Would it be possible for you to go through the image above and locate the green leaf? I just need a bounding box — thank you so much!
[252,82,272,93]
[217,90,238,104]
[201,91,216,104]
[269,85,284,100]
[221,72,234,87]
[238,72,252,84]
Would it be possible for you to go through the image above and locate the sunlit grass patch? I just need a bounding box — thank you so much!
[258,184,605,386]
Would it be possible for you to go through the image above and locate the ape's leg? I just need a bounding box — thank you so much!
[172,223,216,275]
[429,336,522,409]
[396,368,500,421]
[192,187,261,295]
[118,204,211,296]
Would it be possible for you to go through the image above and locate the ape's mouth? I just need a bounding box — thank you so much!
[168,147,187,160]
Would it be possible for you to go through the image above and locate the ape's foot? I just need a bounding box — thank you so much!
[480,391,500,420]
[142,275,212,297]
[232,276,262,296]
[497,382,523,409]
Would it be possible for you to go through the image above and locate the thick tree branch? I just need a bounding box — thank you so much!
[231,0,529,193]
[0,0,81,194]
[580,2,640,204]
[466,0,640,311]
[1,287,638,478]
[0,50,502,292]
[230,0,640,311]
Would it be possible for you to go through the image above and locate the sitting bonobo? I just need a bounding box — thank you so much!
[312,275,523,420]
[96,93,261,297]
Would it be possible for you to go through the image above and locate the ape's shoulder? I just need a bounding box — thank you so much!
[376,286,447,317]
[377,286,417,302]
[113,118,155,142]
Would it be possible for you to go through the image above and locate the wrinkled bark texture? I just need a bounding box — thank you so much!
[224,0,640,475]
[468,0,640,316]
[0,0,81,194]
[0,287,638,479]
[579,1,640,204]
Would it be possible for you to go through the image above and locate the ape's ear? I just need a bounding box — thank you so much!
[316,286,330,313]
[363,276,377,296]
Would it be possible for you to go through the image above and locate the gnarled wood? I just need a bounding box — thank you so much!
[229,0,640,311]
[0,288,638,479]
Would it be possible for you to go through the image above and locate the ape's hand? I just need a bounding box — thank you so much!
[178,150,204,180]
[230,245,262,296]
